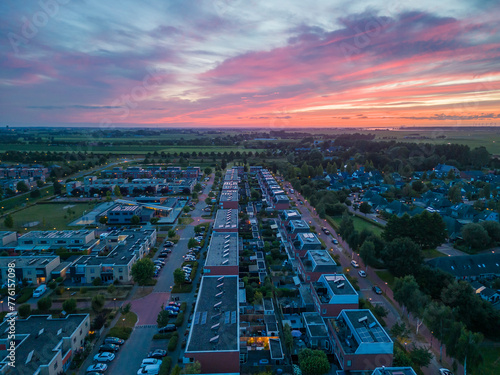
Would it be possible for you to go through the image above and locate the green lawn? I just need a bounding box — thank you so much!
[0,202,96,231]
[422,248,448,259]
[0,186,54,213]
[330,215,383,236]
[477,344,500,375]
[375,270,395,288]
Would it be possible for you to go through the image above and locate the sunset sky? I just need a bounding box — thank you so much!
[1,0,500,128]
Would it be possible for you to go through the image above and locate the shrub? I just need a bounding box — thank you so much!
[168,333,179,351]
[18,304,31,318]
[37,297,52,311]
[55,277,63,283]
[92,277,102,286]
[107,326,132,340]
[55,287,64,295]
[62,298,77,314]
[159,357,172,375]
[174,312,185,327]
[48,281,57,289]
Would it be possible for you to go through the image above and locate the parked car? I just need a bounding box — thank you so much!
[141,358,162,367]
[168,302,181,308]
[332,238,339,244]
[158,252,169,258]
[87,363,108,373]
[148,349,167,359]
[32,284,47,298]
[439,369,453,375]
[358,270,367,278]
[372,286,383,295]
[93,352,115,362]
[99,344,119,352]
[165,306,180,312]
[104,337,124,345]
[350,260,359,268]
[158,324,176,333]
[137,364,161,375]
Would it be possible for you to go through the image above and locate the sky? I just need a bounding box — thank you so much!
[1,0,500,128]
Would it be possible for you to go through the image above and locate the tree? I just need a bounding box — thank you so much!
[409,345,433,368]
[130,215,141,225]
[105,190,112,202]
[283,323,293,353]
[455,328,484,372]
[62,298,77,314]
[157,309,170,328]
[448,184,462,204]
[194,183,202,192]
[4,214,13,229]
[107,284,116,295]
[16,181,29,193]
[298,349,330,375]
[174,268,185,286]
[480,220,500,243]
[168,229,176,238]
[183,206,190,213]
[393,347,413,367]
[338,212,354,238]
[150,217,159,225]
[390,322,410,341]
[131,258,155,285]
[37,297,52,311]
[91,294,105,313]
[393,275,429,316]
[204,197,212,205]
[204,167,212,175]
[188,238,198,248]
[181,361,201,374]
[18,304,31,318]
[99,216,108,225]
[382,238,423,277]
[53,181,62,195]
[30,189,41,198]
[462,223,490,250]
[412,210,447,249]
[113,185,122,197]
[359,202,372,214]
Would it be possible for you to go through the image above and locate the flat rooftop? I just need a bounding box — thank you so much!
[222,181,239,190]
[220,190,239,202]
[205,232,239,267]
[283,210,302,220]
[303,312,328,338]
[0,256,59,268]
[298,232,321,245]
[186,276,239,353]
[214,209,238,230]
[19,230,94,240]
[110,204,140,212]
[73,229,155,266]
[290,220,310,231]
[269,338,284,360]
[372,367,418,375]
[0,314,89,375]
[304,250,337,272]
[316,274,357,297]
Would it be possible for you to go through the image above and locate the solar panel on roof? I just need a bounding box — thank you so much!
[231,311,237,324]
[201,311,207,325]
[194,312,201,325]
[357,327,373,342]
[225,311,230,324]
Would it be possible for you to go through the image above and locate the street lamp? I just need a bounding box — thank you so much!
[122,318,125,327]
[384,282,388,293]
[1,300,3,312]
[113,298,116,310]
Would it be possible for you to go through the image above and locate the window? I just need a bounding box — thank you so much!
[54,362,58,370]
[90,269,95,274]
[347,360,351,367]
[119,268,123,273]
[40,240,48,244]
[322,309,326,315]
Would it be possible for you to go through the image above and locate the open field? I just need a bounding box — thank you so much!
[0,202,97,232]
[0,186,54,213]
[330,215,384,236]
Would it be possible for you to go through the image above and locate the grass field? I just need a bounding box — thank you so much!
[330,215,384,236]
[477,344,500,375]
[375,270,395,287]
[0,186,54,213]
[0,202,97,231]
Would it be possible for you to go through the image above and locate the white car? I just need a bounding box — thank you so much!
[87,363,108,373]
[94,352,115,362]
[439,369,453,375]
[141,358,162,367]
[358,270,366,277]
[351,260,359,268]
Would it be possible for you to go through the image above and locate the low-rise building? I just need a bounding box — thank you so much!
[0,256,60,286]
[371,367,417,375]
[327,309,393,372]
[220,190,239,209]
[214,209,239,233]
[0,232,16,247]
[17,230,97,253]
[0,314,90,375]
[106,204,143,224]
[184,275,240,374]
[427,253,500,280]
[299,250,337,282]
[311,274,359,317]
[294,232,322,257]
[302,312,330,351]
[204,232,239,276]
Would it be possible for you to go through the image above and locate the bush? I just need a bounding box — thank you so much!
[16,288,34,304]
[168,333,179,351]
[159,357,172,375]
[37,297,52,311]
[48,281,57,289]
[18,304,31,318]
[174,312,185,327]
[107,326,132,340]
[62,298,77,314]
[55,277,63,283]
[153,333,173,340]
[92,277,102,286]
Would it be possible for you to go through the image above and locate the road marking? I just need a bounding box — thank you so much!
[135,324,157,328]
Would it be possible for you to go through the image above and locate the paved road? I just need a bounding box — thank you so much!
[96,175,214,375]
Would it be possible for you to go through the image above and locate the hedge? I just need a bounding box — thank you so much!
[174,312,185,327]
[159,357,172,375]
[107,327,132,340]
[167,333,179,351]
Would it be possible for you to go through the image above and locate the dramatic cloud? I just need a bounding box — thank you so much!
[0,0,499,127]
